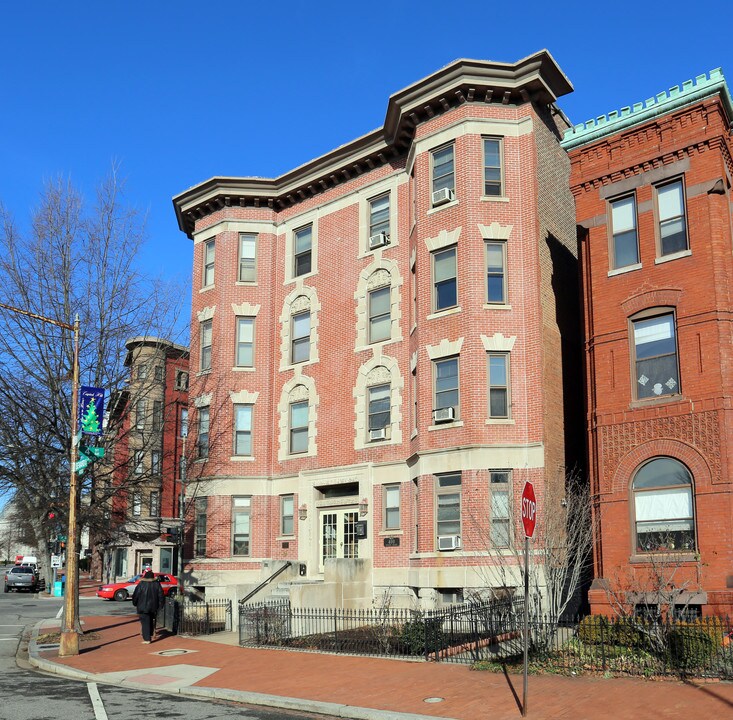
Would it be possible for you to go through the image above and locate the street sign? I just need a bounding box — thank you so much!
[521,481,537,539]
[51,555,62,568]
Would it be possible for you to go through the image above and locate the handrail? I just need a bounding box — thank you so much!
[239,561,293,605]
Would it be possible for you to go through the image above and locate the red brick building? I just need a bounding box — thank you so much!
[564,70,733,616]
[173,52,583,609]
[92,337,189,584]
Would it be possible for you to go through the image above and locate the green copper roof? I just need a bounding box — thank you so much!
[561,68,733,150]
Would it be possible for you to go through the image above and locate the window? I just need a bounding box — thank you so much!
[368,384,390,437]
[152,400,162,432]
[486,241,506,304]
[132,492,142,517]
[281,495,294,536]
[291,311,310,364]
[236,317,254,367]
[134,451,144,475]
[136,399,146,430]
[369,194,390,238]
[200,319,212,372]
[632,312,679,399]
[151,450,161,476]
[432,145,455,197]
[294,224,312,277]
[195,497,207,556]
[149,491,160,517]
[175,370,189,391]
[490,471,511,548]
[656,179,688,256]
[483,138,503,196]
[234,404,253,456]
[180,407,188,438]
[610,195,639,269]
[289,401,309,454]
[434,357,459,414]
[137,364,148,380]
[633,457,695,553]
[488,353,510,418]
[154,365,163,382]
[203,238,215,287]
[232,497,250,556]
[197,406,210,459]
[433,246,457,311]
[239,233,257,282]
[368,286,391,343]
[384,484,400,530]
[435,473,461,541]
[440,588,464,605]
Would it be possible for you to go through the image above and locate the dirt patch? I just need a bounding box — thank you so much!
[36,631,101,644]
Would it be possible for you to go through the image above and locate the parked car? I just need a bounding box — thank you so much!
[96,573,178,601]
[4,566,38,592]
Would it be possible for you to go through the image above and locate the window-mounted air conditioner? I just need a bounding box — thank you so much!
[369,233,390,250]
[369,427,387,441]
[438,535,461,551]
[432,188,454,206]
[432,407,455,424]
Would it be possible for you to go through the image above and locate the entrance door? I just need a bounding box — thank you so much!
[320,508,359,571]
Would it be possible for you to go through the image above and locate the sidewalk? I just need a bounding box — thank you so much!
[26,585,733,720]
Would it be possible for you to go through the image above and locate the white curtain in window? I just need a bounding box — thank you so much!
[635,487,692,521]
[612,196,636,232]
[658,182,683,221]
[634,315,672,345]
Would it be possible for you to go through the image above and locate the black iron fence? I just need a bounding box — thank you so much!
[239,597,523,661]
[158,596,179,633]
[160,598,232,636]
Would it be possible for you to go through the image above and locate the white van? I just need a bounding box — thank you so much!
[20,556,38,573]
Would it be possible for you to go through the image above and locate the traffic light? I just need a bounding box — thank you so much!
[164,526,181,543]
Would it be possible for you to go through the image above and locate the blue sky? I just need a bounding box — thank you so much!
[2,1,731,319]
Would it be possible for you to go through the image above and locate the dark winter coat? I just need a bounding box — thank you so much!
[131,577,165,614]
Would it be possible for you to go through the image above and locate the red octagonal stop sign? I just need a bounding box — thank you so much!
[521,482,537,539]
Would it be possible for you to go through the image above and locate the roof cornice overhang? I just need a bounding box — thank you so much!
[173,49,572,238]
[123,336,190,367]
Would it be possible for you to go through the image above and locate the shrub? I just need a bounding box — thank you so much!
[397,617,445,656]
[668,625,717,671]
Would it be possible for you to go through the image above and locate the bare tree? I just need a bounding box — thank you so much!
[0,168,185,583]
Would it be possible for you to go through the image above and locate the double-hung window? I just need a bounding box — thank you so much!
[384,484,400,530]
[152,400,162,432]
[291,311,310,364]
[436,473,461,541]
[151,450,161,476]
[236,317,254,367]
[369,194,390,239]
[432,145,455,202]
[289,401,309,454]
[632,311,679,400]
[486,241,506,304]
[490,471,511,548]
[368,286,391,343]
[294,225,312,277]
[483,138,503,196]
[200,319,212,372]
[234,404,253,456]
[434,357,459,417]
[195,498,208,556]
[239,233,257,282]
[433,246,457,311]
[656,179,688,256]
[488,353,510,419]
[368,383,390,439]
[203,238,215,287]
[610,195,639,269]
[197,406,210,458]
[136,399,146,430]
[132,492,142,517]
[134,451,144,475]
[149,491,160,518]
[281,495,295,536]
[232,497,250,556]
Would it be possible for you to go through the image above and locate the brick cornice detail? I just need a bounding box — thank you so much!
[621,287,683,317]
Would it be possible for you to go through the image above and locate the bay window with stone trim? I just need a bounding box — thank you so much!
[233,404,253,456]
[202,237,215,287]
[435,473,461,546]
[236,317,255,368]
[232,496,251,556]
[238,232,257,282]
[289,400,309,454]
[631,310,679,400]
[293,224,312,277]
[368,193,390,239]
[432,246,457,312]
[383,484,400,530]
[200,319,212,372]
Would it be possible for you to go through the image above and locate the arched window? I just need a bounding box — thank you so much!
[632,457,695,553]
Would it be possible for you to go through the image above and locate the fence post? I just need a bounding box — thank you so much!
[334,608,338,651]
[600,617,607,672]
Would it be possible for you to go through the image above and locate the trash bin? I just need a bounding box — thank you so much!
[53,581,64,597]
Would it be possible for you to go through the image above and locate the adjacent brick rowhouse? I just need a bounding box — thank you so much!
[564,71,733,615]
[173,52,583,608]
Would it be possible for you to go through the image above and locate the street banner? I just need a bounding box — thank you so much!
[78,386,105,436]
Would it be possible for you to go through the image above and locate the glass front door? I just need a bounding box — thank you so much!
[320,508,359,571]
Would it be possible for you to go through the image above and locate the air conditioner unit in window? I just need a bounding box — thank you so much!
[369,427,387,441]
[369,233,390,250]
[438,535,461,551]
[432,407,455,423]
[432,188,454,206]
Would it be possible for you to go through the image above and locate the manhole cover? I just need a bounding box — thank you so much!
[155,649,196,656]
[424,698,444,704]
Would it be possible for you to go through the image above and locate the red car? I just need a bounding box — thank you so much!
[96,572,178,601]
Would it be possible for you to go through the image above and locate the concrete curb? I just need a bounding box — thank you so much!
[25,620,453,720]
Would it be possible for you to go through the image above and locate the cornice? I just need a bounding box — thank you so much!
[173,50,572,238]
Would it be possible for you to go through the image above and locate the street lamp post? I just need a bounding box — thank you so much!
[0,302,81,657]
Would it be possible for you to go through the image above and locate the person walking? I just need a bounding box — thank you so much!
[131,570,165,644]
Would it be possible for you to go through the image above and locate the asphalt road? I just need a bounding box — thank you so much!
[0,567,325,719]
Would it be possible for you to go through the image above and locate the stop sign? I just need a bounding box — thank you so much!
[521,482,537,538]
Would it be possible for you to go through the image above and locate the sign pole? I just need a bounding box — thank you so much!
[522,535,529,717]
